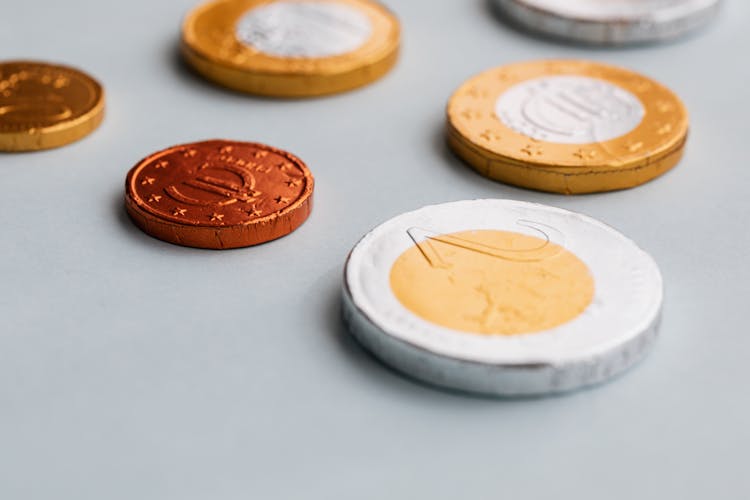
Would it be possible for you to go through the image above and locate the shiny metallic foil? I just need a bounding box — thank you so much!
[446,60,689,194]
[0,61,104,151]
[181,0,400,97]
[125,140,314,249]
[343,200,663,397]
[494,0,721,45]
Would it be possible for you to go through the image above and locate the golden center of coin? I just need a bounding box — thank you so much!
[0,61,104,151]
[390,230,595,335]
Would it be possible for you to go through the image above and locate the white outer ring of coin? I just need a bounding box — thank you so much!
[342,199,663,396]
[493,0,721,44]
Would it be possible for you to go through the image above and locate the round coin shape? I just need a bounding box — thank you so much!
[125,140,314,249]
[0,61,104,151]
[343,199,663,397]
[182,0,400,97]
[447,60,688,194]
[493,0,721,45]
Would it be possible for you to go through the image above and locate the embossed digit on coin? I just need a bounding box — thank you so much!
[343,199,663,397]
[181,0,400,97]
[446,60,689,194]
[0,61,104,151]
[125,140,314,249]
[493,0,721,45]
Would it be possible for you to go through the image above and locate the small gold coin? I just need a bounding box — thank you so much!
[447,60,689,194]
[181,0,400,97]
[0,61,104,152]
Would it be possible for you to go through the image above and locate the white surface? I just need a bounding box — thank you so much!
[495,75,645,143]
[236,1,372,58]
[0,0,749,498]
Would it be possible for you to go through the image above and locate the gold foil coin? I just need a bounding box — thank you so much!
[447,60,689,194]
[0,61,104,152]
[181,0,401,97]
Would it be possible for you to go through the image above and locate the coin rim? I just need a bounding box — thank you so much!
[447,60,689,171]
[493,0,721,45]
[447,123,688,194]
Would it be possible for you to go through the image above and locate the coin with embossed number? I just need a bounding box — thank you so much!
[182,0,400,97]
[0,61,104,151]
[493,0,721,45]
[447,60,688,194]
[343,199,663,396]
[125,140,314,249]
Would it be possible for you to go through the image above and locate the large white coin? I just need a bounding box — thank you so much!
[343,200,663,396]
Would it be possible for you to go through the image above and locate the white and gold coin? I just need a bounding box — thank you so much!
[182,0,400,97]
[343,200,663,396]
[493,0,721,45]
[447,60,689,194]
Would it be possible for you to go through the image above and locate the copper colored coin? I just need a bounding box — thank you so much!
[125,140,314,249]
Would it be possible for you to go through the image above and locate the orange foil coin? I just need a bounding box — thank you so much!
[125,140,314,249]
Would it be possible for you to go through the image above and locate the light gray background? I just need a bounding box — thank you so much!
[1,1,748,499]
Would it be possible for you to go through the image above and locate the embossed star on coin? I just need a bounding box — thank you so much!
[125,140,314,249]
[0,61,104,151]
[245,205,263,217]
[447,60,688,194]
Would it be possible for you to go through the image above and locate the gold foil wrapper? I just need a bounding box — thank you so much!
[447,60,688,194]
[181,0,400,97]
[0,61,104,152]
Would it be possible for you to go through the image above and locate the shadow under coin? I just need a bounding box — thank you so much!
[431,120,542,201]
[481,0,589,49]
[112,188,165,246]
[166,40,237,98]
[323,269,558,403]
[111,188,196,252]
